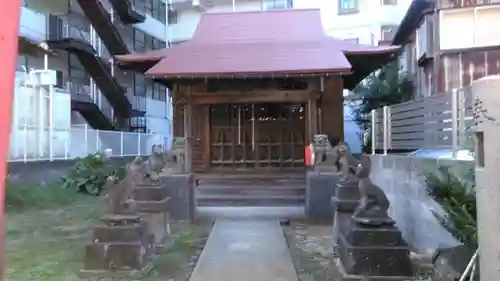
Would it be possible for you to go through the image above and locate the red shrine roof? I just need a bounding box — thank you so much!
[116,9,399,87]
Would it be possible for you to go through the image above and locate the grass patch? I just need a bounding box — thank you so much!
[5,195,101,281]
[5,185,210,281]
[6,180,83,212]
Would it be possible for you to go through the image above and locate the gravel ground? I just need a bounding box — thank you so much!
[283,221,342,281]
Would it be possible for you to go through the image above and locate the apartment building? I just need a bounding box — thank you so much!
[394,0,500,97]
[18,0,172,136]
[166,0,293,44]
[317,0,412,45]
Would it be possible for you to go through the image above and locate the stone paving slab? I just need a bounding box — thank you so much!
[189,219,298,281]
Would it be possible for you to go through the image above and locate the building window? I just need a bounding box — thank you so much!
[17,55,28,72]
[381,0,397,5]
[133,29,146,52]
[134,74,146,97]
[338,0,358,14]
[344,38,359,44]
[158,2,166,24]
[263,0,293,10]
[381,25,398,42]
[440,6,500,50]
[168,9,178,25]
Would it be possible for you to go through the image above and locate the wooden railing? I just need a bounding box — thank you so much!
[369,87,474,153]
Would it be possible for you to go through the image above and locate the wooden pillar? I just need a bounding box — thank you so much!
[307,97,318,144]
[183,85,193,173]
[320,77,344,141]
[201,105,211,170]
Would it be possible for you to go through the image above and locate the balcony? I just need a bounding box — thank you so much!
[108,0,147,24]
[46,16,134,123]
[170,0,213,11]
[67,81,115,131]
[440,0,500,9]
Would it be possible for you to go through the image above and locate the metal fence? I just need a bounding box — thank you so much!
[8,124,170,162]
[370,87,474,154]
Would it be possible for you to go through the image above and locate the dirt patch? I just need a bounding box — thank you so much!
[283,221,341,281]
[5,194,211,281]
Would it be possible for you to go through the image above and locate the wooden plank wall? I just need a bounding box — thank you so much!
[369,89,475,151]
[319,77,344,141]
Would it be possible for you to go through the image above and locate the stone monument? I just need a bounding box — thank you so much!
[160,138,196,221]
[471,76,500,281]
[305,135,343,222]
[336,155,413,280]
[81,165,156,278]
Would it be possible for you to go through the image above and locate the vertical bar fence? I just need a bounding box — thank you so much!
[8,123,170,162]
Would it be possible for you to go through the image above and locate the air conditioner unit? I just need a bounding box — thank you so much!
[29,70,58,86]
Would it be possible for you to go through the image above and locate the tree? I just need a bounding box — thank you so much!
[348,61,415,127]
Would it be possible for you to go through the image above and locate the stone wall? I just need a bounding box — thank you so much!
[369,154,473,251]
[7,157,137,185]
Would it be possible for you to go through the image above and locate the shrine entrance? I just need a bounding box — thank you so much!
[209,102,306,171]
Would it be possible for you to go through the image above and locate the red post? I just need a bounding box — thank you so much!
[0,1,21,279]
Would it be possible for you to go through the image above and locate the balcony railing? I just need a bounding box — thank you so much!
[67,81,114,121]
[440,0,500,9]
[47,16,110,60]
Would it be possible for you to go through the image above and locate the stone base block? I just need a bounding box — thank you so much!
[306,171,341,222]
[338,217,406,247]
[83,216,156,276]
[332,197,359,212]
[92,221,148,243]
[133,184,168,201]
[135,197,170,213]
[332,181,360,212]
[142,211,171,251]
[335,258,414,281]
[101,214,142,225]
[337,218,413,278]
[80,254,156,279]
[336,181,360,200]
[160,173,196,221]
[333,212,352,255]
[337,235,413,276]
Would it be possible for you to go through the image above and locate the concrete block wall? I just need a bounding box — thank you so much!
[369,154,473,251]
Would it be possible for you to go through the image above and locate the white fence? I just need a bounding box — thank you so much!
[9,124,170,162]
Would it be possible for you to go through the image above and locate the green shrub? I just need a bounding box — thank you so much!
[6,179,82,211]
[60,153,124,195]
[424,166,477,247]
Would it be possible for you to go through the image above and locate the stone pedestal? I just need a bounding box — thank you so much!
[332,180,360,212]
[336,217,414,280]
[332,180,360,255]
[133,184,171,251]
[80,214,156,279]
[306,171,341,222]
[160,173,196,222]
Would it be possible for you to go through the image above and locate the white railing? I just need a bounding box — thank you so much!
[8,124,170,162]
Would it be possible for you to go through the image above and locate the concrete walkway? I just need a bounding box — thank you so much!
[189,219,298,281]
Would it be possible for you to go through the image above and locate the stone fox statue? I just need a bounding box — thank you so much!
[102,175,137,215]
[352,155,390,218]
[337,142,359,181]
